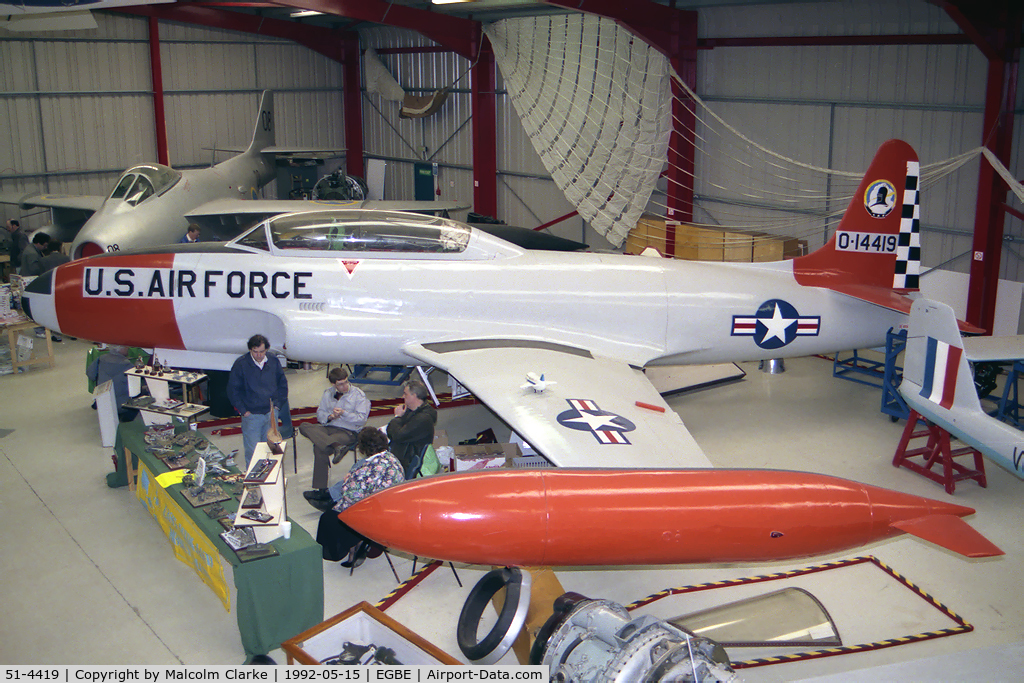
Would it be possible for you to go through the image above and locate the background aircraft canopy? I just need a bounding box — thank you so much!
[109,164,181,205]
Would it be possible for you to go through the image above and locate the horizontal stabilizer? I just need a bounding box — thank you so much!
[892,514,1003,558]
[831,285,984,334]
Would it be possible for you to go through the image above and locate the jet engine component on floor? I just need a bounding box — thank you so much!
[531,592,736,682]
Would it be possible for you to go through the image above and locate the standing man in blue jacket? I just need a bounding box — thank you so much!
[227,334,289,466]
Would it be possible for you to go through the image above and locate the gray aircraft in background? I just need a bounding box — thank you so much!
[0,91,466,259]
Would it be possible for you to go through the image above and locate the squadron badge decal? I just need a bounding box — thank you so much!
[557,399,636,445]
[864,179,897,218]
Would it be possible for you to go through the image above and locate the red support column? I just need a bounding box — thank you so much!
[342,33,364,179]
[664,11,699,255]
[471,38,497,218]
[966,56,1018,332]
[147,16,168,166]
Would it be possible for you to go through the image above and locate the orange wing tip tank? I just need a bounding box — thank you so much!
[339,469,1003,567]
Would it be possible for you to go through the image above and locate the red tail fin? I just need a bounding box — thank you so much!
[794,139,920,292]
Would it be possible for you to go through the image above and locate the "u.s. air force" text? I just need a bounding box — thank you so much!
[83,267,313,300]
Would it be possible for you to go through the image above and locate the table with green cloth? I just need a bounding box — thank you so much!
[112,420,323,660]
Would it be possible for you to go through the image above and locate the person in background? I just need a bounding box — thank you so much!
[227,334,289,466]
[313,427,405,569]
[19,232,48,276]
[39,241,70,272]
[5,219,27,268]
[301,367,371,504]
[87,345,138,422]
[179,223,201,244]
[386,379,437,474]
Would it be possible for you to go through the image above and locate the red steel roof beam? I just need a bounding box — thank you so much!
[270,0,480,59]
[117,4,345,63]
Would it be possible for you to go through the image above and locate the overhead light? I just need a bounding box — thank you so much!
[432,0,477,5]
[289,10,323,17]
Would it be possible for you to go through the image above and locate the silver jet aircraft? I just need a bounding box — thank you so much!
[900,298,1024,479]
[24,139,967,471]
[1,91,460,259]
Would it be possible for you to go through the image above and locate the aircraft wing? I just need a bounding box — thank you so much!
[405,341,714,469]
[0,190,104,213]
[961,334,1024,363]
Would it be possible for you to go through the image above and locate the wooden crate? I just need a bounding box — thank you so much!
[625,213,668,255]
[722,230,754,262]
[282,601,462,665]
[675,224,723,261]
[752,233,803,262]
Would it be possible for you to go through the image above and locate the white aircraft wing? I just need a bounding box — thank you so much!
[0,191,104,212]
[405,341,713,470]
[961,334,1024,363]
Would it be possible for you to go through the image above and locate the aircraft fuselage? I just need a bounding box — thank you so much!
[29,228,906,370]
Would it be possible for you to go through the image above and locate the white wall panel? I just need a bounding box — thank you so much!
[1,10,345,231]
[695,0,997,275]
[160,41,257,92]
[699,0,960,38]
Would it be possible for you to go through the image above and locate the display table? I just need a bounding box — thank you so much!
[112,420,324,659]
[2,316,55,372]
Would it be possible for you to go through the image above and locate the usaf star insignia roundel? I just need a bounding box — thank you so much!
[556,399,636,445]
[731,299,821,350]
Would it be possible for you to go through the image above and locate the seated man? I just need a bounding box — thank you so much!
[386,379,437,475]
[300,367,370,500]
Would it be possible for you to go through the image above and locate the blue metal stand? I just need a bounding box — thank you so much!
[996,360,1024,427]
[880,328,909,421]
[833,347,887,388]
[833,328,908,420]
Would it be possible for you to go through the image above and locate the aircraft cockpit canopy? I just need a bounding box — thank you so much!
[108,164,181,207]
[238,210,474,254]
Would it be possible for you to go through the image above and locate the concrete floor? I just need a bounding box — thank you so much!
[1,337,1021,679]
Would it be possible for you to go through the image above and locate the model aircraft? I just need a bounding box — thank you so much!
[522,373,555,393]
[900,298,1024,479]
[0,91,461,259]
[24,139,973,473]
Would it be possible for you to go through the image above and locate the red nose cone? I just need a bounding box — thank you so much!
[76,242,104,259]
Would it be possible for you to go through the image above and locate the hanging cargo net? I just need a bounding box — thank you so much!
[485,14,1018,259]
[485,14,674,248]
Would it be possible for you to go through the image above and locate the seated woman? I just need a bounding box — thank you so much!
[314,426,405,569]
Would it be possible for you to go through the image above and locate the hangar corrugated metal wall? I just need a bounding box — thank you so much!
[0,12,344,234]
[1,2,1020,280]
[695,0,1012,279]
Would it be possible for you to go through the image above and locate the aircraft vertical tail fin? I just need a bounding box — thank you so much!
[903,298,983,415]
[793,139,920,293]
[245,90,275,155]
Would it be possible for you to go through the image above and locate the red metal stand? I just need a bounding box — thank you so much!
[892,410,987,494]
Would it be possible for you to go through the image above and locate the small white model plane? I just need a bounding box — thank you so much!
[0,91,462,259]
[24,139,977,472]
[522,373,556,393]
[901,298,1024,478]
